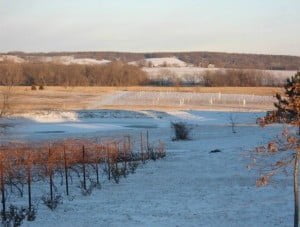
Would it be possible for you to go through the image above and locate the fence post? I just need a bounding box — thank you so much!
[140,132,145,163]
[63,145,69,196]
[123,137,127,175]
[27,162,32,212]
[106,147,111,181]
[0,157,6,221]
[82,145,86,190]
[48,148,53,202]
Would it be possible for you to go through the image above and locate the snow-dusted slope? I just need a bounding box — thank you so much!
[35,56,111,65]
[0,55,25,63]
[130,57,188,67]
[67,58,111,65]
[1,110,292,226]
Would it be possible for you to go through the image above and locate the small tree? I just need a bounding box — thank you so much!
[254,72,300,227]
[0,87,12,117]
[259,72,300,134]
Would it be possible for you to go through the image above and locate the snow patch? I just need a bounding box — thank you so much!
[30,56,111,65]
[0,55,25,63]
[166,111,210,122]
[130,57,188,67]
[15,111,79,123]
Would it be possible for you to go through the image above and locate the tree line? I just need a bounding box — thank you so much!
[150,69,281,87]
[0,61,148,87]
[201,69,280,87]
[0,61,292,87]
[9,51,300,70]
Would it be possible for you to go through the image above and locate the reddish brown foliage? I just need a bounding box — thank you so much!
[267,142,278,153]
[256,176,270,187]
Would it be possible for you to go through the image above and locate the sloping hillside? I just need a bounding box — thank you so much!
[5,51,300,70]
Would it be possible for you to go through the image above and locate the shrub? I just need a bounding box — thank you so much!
[31,85,37,90]
[2,205,36,226]
[171,122,191,140]
[41,194,62,210]
[81,181,98,196]
[38,85,44,90]
[27,207,37,221]
[128,161,139,174]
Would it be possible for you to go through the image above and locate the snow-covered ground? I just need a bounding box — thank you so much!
[0,110,294,226]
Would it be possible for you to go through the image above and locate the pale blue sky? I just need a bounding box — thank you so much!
[1,0,300,55]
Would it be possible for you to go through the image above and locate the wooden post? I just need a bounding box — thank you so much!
[127,136,132,161]
[27,165,32,212]
[114,142,119,173]
[128,136,131,155]
[140,132,144,163]
[107,147,111,181]
[82,145,86,190]
[146,131,149,151]
[95,163,99,185]
[48,148,53,202]
[123,138,127,175]
[0,159,6,221]
[146,130,150,158]
[63,145,69,196]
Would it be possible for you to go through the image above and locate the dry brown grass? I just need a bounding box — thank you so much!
[0,86,281,112]
[0,86,282,95]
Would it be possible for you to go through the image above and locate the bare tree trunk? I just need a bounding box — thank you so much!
[294,150,299,227]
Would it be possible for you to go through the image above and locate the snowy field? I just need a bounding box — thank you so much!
[0,109,294,226]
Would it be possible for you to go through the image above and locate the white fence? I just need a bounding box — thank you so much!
[99,91,275,108]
